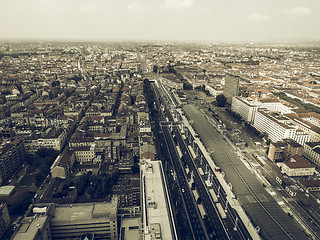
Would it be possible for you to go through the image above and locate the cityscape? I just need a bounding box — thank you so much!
[1,1,320,240]
[0,41,319,240]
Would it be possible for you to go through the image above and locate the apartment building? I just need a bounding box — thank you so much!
[268,139,303,162]
[72,144,96,164]
[50,147,75,179]
[282,155,315,177]
[0,138,25,185]
[24,128,67,154]
[268,141,286,162]
[303,142,320,167]
[159,76,183,90]
[113,175,140,208]
[0,202,10,239]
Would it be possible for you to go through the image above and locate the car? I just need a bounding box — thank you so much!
[182,189,185,193]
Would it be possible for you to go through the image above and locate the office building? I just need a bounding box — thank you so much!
[253,109,297,143]
[224,73,240,104]
[24,128,67,154]
[286,112,320,142]
[50,200,118,240]
[231,96,258,123]
[11,199,118,240]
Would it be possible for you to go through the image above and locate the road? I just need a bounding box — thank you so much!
[194,94,320,238]
[183,104,309,240]
[162,125,209,239]
[174,126,232,239]
[183,128,253,240]
[152,82,209,239]
[156,81,255,239]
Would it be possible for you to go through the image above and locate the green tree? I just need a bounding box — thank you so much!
[131,163,139,174]
[36,148,59,159]
[153,65,158,73]
[87,186,95,199]
[130,95,136,105]
[183,82,193,90]
[216,94,227,107]
[9,192,35,215]
[34,172,46,187]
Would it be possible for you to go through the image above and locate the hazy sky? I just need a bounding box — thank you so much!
[1,0,319,42]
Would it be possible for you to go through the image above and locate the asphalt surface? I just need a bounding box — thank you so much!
[162,125,209,240]
[184,130,253,240]
[174,126,231,240]
[152,82,208,239]
[183,104,309,240]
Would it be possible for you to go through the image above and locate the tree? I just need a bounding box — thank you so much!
[131,163,139,174]
[216,94,227,107]
[266,139,271,146]
[9,192,35,215]
[153,65,158,73]
[183,82,193,90]
[36,148,59,159]
[34,172,46,187]
[130,95,136,105]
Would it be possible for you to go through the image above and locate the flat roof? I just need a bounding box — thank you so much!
[0,186,15,196]
[141,160,173,240]
[258,109,295,129]
[51,201,117,226]
[121,217,140,240]
[13,215,48,240]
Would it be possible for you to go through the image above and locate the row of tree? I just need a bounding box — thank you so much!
[274,92,320,114]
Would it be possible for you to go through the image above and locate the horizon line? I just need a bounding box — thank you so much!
[0,37,320,45]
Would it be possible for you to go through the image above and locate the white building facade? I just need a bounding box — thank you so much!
[253,109,297,143]
[231,96,258,123]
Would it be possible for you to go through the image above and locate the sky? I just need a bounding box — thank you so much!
[0,0,319,43]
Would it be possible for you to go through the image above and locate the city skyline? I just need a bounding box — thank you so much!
[1,0,320,43]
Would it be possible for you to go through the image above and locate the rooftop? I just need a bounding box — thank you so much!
[121,217,140,240]
[141,160,174,240]
[0,185,15,196]
[50,200,117,226]
[284,155,315,169]
[299,179,320,188]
